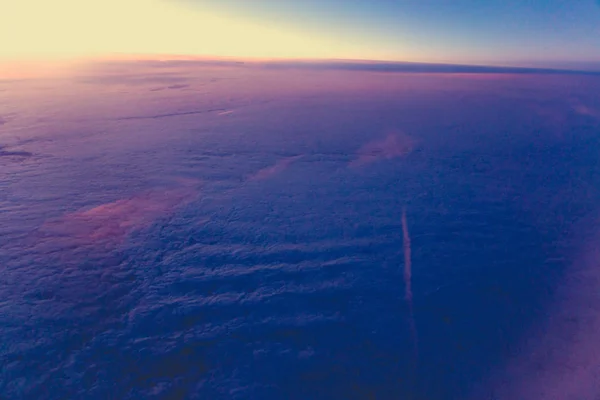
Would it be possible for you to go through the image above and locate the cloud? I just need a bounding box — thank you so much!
[249,155,303,181]
[571,100,600,119]
[0,150,32,158]
[114,108,228,122]
[0,144,32,158]
[402,208,419,360]
[479,225,600,399]
[40,182,199,245]
[166,84,190,90]
[351,131,416,166]
[530,103,569,139]
[254,60,600,75]
[79,74,191,86]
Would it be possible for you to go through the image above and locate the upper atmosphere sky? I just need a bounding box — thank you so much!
[1,0,599,68]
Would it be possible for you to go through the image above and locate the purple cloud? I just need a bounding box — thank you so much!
[479,228,600,399]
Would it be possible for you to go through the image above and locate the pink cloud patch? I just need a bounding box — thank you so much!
[351,131,416,167]
[573,103,600,119]
[41,184,198,245]
[249,155,303,181]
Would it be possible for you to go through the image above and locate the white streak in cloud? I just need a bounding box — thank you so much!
[402,207,419,359]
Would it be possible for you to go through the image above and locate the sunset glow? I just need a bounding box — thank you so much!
[1,0,372,61]
[3,0,598,67]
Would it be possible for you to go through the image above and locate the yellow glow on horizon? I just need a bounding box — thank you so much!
[1,0,382,61]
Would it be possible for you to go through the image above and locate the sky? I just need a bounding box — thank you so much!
[1,0,600,68]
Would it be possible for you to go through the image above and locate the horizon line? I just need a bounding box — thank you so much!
[2,53,599,79]
[99,54,600,75]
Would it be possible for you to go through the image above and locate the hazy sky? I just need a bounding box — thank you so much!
[2,0,599,67]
